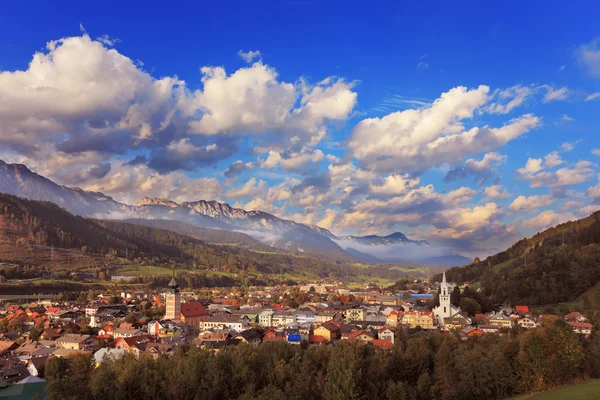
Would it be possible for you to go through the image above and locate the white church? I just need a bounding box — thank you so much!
[433,271,461,328]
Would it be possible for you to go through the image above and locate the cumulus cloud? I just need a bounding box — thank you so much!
[509,194,553,213]
[224,160,255,180]
[521,210,574,230]
[225,177,267,199]
[586,93,600,101]
[262,147,325,172]
[484,184,511,200]
[444,152,506,185]
[544,151,563,168]
[81,162,223,204]
[517,159,595,189]
[348,85,539,173]
[184,65,357,145]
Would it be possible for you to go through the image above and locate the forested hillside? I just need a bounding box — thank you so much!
[0,193,417,283]
[437,211,600,306]
[119,218,270,249]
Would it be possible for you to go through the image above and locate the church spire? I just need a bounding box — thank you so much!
[442,271,447,285]
[168,266,179,293]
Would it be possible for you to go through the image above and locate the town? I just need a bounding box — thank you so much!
[0,271,595,398]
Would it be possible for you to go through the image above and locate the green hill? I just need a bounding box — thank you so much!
[436,211,600,307]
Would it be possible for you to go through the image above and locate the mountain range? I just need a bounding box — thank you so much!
[0,160,471,265]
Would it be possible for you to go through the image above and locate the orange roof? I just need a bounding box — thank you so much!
[372,339,393,349]
[515,306,529,313]
[309,335,324,343]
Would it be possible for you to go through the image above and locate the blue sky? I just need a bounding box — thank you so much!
[0,1,599,256]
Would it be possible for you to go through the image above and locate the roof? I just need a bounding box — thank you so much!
[320,321,341,332]
[236,330,261,341]
[181,302,209,318]
[56,334,92,344]
[372,339,393,349]
[309,335,324,343]
[567,321,594,329]
[515,305,529,313]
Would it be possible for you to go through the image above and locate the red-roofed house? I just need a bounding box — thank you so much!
[348,330,374,345]
[567,321,594,335]
[372,339,393,349]
[515,306,529,314]
[564,312,588,323]
[180,302,209,329]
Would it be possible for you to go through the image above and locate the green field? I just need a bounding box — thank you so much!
[512,380,600,399]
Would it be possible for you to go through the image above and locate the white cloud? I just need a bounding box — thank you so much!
[562,142,576,151]
[517,157,594,189]
[521,210,574,230]
[96,34,120,46]
[262,147,325,172]
[577,38,600,78]
[544,151,563,168]
[370,173,420,196]
[225,177,267,199]
[592,149,600,156]
[184,64,357,145]
[348,85,539,173]
[586,183,600,200]
[562,114,574,121]
[509,194,553,213]
[0,34,183,153]
[82,162,223,204]
[484,184,511,200]
[237,50,262,63]
[542,85,570,102]
[517,158,544,175]
[486,85,536,114]
[586,93,600,101]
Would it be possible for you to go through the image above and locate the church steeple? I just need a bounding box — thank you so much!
[168,266,179,293]
[442,271,447,285]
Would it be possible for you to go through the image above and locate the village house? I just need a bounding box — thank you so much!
[402,311,435,329]
[235,330,262,347]
[348,330,374,345]
[314,321,341,342]
[488,312,514,329]
[564,312,589,323]
[180,302,209,329]
[112,328,146,339]
[518,317,539,329]
[199,314,248,332]
[258,310,274,327]
[443,314,472,331]
[346,308,365,322]
[56,334,97,351]
[567,321,594,335]
[378,327,395,344]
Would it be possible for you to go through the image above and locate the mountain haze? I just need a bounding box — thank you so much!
[0,160,469,265]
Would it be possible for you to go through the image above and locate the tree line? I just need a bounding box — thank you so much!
[43,319,600,400]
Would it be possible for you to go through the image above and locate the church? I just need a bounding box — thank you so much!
[433,272,461,328]
[164,269,209,330]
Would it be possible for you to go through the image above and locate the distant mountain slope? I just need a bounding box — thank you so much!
[0,193,426,283]
[119,218,270,249]
[338,232,430,246]
[438,210,600,306]
[0,160,470,265]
